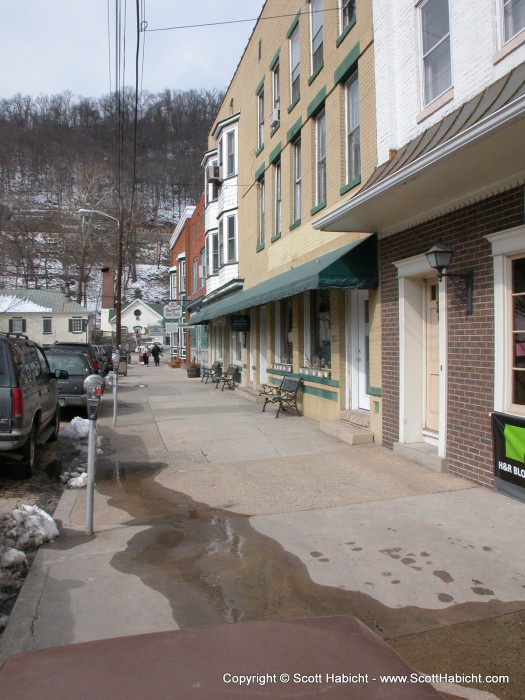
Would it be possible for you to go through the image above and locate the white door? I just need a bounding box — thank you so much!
[259,306,267,384]
[425,279,439,433]
[350,290,370,411]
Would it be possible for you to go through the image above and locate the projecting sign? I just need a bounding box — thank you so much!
[163,303,183,320]
[164,322,179,333]
[492,411,525,503]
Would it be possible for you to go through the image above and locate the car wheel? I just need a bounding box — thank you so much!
[48,405,60,442]
[15,423,37,479]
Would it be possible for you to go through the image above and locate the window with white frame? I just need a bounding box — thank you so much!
[226,132,235,176]
[274,161,282,237]
[42,318,52,334]
[212,230,219,273]
[503,0,525,42]
[290,25,300,105]
[10,317,25,334]
[346,72,360,183]
[170,269,177,300]
[310,0,324,74]
[71,318,83,334]
[316,109,326,205]
[227,215,236,262]
[340,0,356,33]
[293,138,302,223]
[511,256,525,409]
[307,289,331,368]
[277,297,293,365]
[218,219,224,267]
[258,178,265,248]
[192,257,198,292]
[211,159,219,200]
[257,89,265,149]
[272,60,280,113]
[199,247,206,287]
[419,0,452,106]
[178,258,186,295]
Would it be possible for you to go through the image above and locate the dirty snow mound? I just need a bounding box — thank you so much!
[62,416,90,439]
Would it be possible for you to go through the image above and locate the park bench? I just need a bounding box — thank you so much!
[202,361,222,384]
[261,376,302,418]
[214,364,241,391]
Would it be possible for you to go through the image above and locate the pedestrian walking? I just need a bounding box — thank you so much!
[142,348,150,367]
[151,344,161,367]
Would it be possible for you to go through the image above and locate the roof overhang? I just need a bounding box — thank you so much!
[314,94,525,236]
[190,235,378,324]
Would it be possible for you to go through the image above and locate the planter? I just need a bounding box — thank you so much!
[170,357,182,368]
[186,366,201,378]
[299,367,331,379]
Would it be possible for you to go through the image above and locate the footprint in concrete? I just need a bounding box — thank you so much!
[391,580,401,584]
[438,593,454,603]
[382,572,392,577]
[401,557,416,565]
[345,541,355,545]
[318,558,330,562]
[433,570,454,584]
[380,547,402,560]
[351,547,363,551]
[482,546,493,551]
[420,551,431,557]
[310,551,323,558]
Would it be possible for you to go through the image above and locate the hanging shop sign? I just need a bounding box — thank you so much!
[230,315,251,332]
[164,303,183,320]
[492,411,525,503]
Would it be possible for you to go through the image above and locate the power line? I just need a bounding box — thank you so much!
[143,7,340,33]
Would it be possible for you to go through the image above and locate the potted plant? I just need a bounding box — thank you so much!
[186,358,201,378]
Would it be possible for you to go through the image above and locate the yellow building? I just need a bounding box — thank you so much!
[191,0,381,442]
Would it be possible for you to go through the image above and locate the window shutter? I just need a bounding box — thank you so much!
[82,319,88,332]
[68,319,73,333]
[22,320,26,332]
[8,319,13,332]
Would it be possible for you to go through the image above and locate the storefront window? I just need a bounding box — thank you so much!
[278,298,293,364]
[512,257,525,406]
[308,289,331,368]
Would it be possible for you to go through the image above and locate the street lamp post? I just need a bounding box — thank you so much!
[78,208,124,346]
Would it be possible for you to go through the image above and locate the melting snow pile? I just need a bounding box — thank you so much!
[0,505,59,627]
[60,416,103,487]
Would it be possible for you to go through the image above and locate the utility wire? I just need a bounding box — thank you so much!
[144,7,340,33]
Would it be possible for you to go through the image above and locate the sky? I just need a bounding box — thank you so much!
[0,0,266,99]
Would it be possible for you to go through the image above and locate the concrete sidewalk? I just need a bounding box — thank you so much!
[1,357,523,699]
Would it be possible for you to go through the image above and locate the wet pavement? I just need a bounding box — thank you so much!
[1,357,524,700]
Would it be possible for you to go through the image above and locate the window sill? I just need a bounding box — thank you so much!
[271,232,282,243]
[255,144,264,157]
[289,219,301,231]
[416,87,454,124]
[336,17,356,47]
[340,176,361,196]
[270,122,280,137]
[288,96,300,114]
[493,28,525,64]
[256,243,265,253]
[310,201,326,216]
[308,62,324,86]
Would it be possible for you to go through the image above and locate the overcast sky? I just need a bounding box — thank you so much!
[1,0,266,99]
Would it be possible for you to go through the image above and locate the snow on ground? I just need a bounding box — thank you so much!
[60,417,103,486]
[0,505,59,626]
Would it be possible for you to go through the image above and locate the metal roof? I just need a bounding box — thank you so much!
[0,288,92,314]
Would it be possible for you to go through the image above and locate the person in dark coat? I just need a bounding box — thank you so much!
[142,348,150,366]
[151,344,161,366]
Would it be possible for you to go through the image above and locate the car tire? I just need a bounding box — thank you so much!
[15,423,37,479]
[48,405,60,442]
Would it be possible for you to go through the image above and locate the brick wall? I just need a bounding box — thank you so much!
[380,186,525,486]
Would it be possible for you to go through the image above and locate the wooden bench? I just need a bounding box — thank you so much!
[261,376,302,418]
[214,364,240,391]
[201,361,222,384]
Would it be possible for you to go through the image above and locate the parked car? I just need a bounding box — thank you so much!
[51,341,101,374]
[102,345,116,370]
[44,349,95,414]
[0,333,68,478]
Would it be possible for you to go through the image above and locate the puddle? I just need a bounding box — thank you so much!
[94,460,524,700]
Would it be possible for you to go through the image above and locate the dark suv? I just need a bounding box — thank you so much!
[0,333,68,478]
[52,341,101,374]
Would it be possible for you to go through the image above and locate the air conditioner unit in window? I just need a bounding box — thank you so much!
[198,265,207,278]
[207,164,222,184]
[269,108,280,127]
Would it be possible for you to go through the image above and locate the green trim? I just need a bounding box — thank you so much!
[254,162,266,181]
[267,368,340,388]
[271,232,282,243]
[308,61,324,86]
[368,386,382,397]
[286,10,301,39]
[310,200,326,216]
[255,76,265,95]
[339,175,361,196]
[288,95,301,114]
[255,144,265,157]
[286,116,303,143]
[336,16,356,47]
[304,385,338,400]
[306,86,326,119]
[289,218,301,231]
[256,242,265,253]
[334,42,360,85]
[269,142,282,164]
[270,122,281,137]
[269,48,281,71]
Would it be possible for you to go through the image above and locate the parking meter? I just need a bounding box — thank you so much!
[84,374,105,421]
[112,352,119,369]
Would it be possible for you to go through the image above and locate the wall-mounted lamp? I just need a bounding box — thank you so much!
[425,242,474,315]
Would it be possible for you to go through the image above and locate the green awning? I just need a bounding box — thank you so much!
[190,234,377,324]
